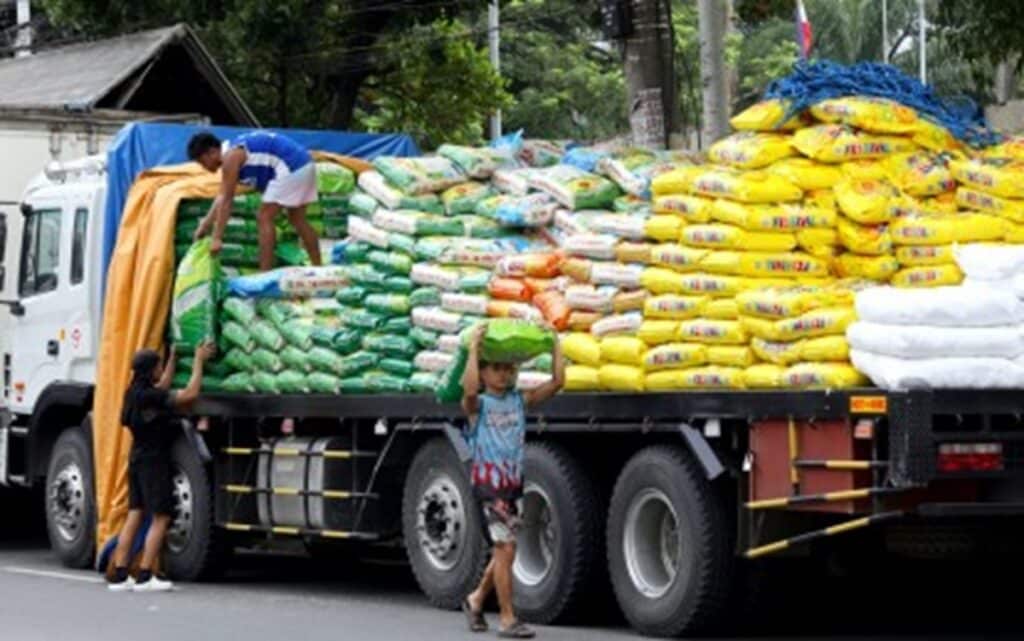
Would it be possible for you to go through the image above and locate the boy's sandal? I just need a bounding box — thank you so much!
[498,621,535,638]
[462,597,488,633]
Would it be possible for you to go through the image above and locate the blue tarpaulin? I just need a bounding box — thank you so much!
[102,122,419,287]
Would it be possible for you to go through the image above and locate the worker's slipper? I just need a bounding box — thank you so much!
[497,621,535,638]
[462,597,488,633]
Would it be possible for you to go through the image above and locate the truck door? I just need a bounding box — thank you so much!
[8,199,69,414]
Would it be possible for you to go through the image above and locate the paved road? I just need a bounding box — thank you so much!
[0,492,1021,641]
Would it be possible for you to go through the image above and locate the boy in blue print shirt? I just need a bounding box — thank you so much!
[461,324,565,638]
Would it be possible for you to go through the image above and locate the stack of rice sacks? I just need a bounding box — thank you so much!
[951,140,1024,252]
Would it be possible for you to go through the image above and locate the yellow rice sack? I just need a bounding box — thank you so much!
[885,152,956,197]
[707,345,757,367]
[689,168,803,203]
[924,192,959,214]
[781,363,868,389]
[708,132,796,169]
[744,364,785,388]
[561,257,593,282]
[735,252,830,279]
[710,200,837,231]
[650,244,707,272]
[737,285,830,319]
[765,157,842,190]
[836,253,899,281]
[730,98,802,131]
[637,320,681,346]
[792,125,915,163]
[565,365,600,391]
[561,332,602,367]
[837,218,892,255]
[955,187,1024,224]
[640,267,685,295]
[677,272,748,298]
[644,215,684,242]
[740,306,856,342]
[889,215,958,246]
[598,364,645,392]
[613,290,648,313]
[699,250,741,275]
[955,213,1010,242]
[642,343,707,371]
[840,160,888,181]
[651,166,703,196]
[799,335,850,361]
[982,136,1024,161]
[950,158,1024,200]
[1007,224,1024,243]
[681,224,796,252]
[895,244,955,267]
[643,294,707,320]
[796,228,840,257]
[676,366,746,389]
[750,337,802,365]
[600,336,647,366]
[616,241,653,264]
[912,119,963,153]
[803,189,837,210]
[810,97,920,134]
[834,178,899,224]
[677,319,748,345]
[704,298,739,320]
[891,264,963,288]
[652,194,713,222]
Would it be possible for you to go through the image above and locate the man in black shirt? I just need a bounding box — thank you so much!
[107,340,215,592]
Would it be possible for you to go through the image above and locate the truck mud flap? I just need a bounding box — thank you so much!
[679,422,725,481]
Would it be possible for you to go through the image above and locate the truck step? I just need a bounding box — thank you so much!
[745,486,907,510]
[794,459,888,470]
[8,426,28,437]
[222,446,378,459]
[222,484,378,500]
[744,510,903,559]
[220,521,379,541]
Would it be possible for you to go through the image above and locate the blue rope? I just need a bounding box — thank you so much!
[764,61,999,147]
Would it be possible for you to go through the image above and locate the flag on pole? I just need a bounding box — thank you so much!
[795,0,813,59]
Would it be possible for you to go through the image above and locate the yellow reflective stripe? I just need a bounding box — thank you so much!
[272,487,300,496]
[272,526,300,535]
[745,497,789,509]
[823,489,871,502]
[322,490,352,499]
[321,530,351,539]
[225,522,252,531]
[223,447,254,455]
[787,417,799,486]
[745,540,790,559]
[825,461,872,470]
[323,450,353,459]
[224,485,253,494]
[825,517,872,536]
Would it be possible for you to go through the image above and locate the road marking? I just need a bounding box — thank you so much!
[3,566,104,584]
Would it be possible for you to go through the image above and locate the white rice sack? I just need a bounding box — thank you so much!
[357,170,404,210]
[414,350,455,373]
[855,285,1024,327]
[565,284,618,312]
[412,307,465,334]
[563,233,619,260]
[554,209,590,235]
[587,214,649,240]
[348,216,390,248]
[437,334,462,354]
[411,263,459,291]
[955,244,1024,282]
[492,168,535,196]
[441,292,489,316]
[850,349,1024,389]
[847,321,1024,359]
[372,209,420,235]
[591,312,644,337]
[591,262,644,289]
[517,371,553,391]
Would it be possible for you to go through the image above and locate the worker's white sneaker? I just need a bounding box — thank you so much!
[132,575,175,592]
[107,576,136,592]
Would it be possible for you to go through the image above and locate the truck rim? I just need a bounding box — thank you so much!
[49,461,85,542]
[417,473,467,572]
[623,488,681,600]
[514,482,556,587]
[167,468,193,554]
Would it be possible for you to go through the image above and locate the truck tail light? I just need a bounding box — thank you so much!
[937,443,1003,473]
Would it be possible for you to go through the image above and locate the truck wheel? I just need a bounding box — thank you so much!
[44,426,96,568]
[163,434,229,580]
[514,442,603,624]
[402,437,488,610]
[607,445,733,637]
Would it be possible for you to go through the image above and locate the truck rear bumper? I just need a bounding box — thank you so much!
[916,502,1024,518]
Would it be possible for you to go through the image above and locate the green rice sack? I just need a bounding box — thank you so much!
[171,371,190,389]
[221,320,254,353]
[176,218,259,244]
[442,181,494,215]
[361,334,418,359]
[410,287,442,308]
[172,238,221,350]
[435,340,469,403]
[379,358,415,378]
[409,371,440,393]
[223,348,254,372]
[481,319,555,364]
[310,326,340,349]
[461,215,504,239]
[341,351,377,377]
[381,316,413,334]
[307,372,342,393]
[316,162,356,194]
[343,310,384,331]
[279,320,314,351]
[383,276,414,294]
[367,250,413,276]
[387,232,417,257]
[252,348,284,373]
[362,371,411,393]
[332,329,364,354]
[336,285,368,306]
[219,243,261,267]
[177,357,232,379]
[177,199,213,220]
[409,326,439,349]
[222,372,255,393]
[308,347,346,376]
[281,345,311,373]
[202,375,225,392]
[364,294,411,317]
[522,352,553,373]
[319,195,348,217]
[222,297,256,325]
[252,320,286,351]
[277,369,310,393]
[275,242,309,267]
[338,377,371,394]
[348,265,388,291]
[345,192,379,218]
[339,242,372,264]
[252,371,280,394]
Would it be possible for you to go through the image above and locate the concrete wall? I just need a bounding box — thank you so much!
[985,100,1024,135]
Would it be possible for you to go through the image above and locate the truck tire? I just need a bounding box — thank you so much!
[163,434,229,581]
[514,442,603,624]
[44,426,96,569]
[606,445,733,637]
[402,437,488,610]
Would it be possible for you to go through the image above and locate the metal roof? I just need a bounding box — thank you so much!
[0,23,257,125]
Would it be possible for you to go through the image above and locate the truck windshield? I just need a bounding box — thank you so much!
[20,208,61,297]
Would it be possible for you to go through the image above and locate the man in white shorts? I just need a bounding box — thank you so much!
[188,131,321,270]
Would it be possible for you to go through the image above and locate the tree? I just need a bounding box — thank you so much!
[623,0,678,148]
[697,0,729,144]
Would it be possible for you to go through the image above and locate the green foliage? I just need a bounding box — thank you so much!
[735,19,799,109]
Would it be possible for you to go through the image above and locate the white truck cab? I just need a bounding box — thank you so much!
[1,156,108,567]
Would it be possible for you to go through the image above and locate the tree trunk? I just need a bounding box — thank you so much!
[623,0,678,149]
[698,0,729,146]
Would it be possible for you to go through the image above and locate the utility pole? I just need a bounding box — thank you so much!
[882,0,889,63]
[488,1,502,140]
[917,0,926,83]
[623,0,677,149]
[697,0,729,145]
[15,0,31,58]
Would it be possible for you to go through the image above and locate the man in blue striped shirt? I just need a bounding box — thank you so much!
[188,131,322,270]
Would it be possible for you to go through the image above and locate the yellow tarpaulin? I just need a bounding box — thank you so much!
[93,155,363,547]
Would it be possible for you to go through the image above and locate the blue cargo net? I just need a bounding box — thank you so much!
[764,60,999,147]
